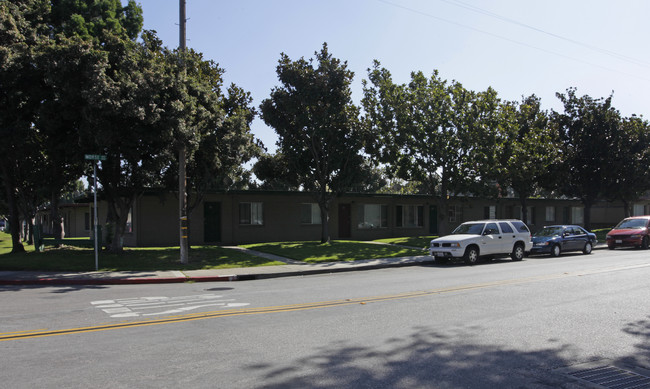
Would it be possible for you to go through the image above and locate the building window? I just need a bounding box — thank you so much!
[520,206,536,225]
[633,204,645,216]
[571,206,584,224]
[484,206,496,219]
[545,206,555,222]
[301,203,321,224]
[239,202,263,225]
[448,205,463,223]
[358,204,387,229]
[396,205,424,228]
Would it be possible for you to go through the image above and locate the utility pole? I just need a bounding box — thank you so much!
[179,0,189,263]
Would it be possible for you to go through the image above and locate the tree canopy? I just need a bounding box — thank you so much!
[260,43,367,243]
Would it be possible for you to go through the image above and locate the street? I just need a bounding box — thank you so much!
[2,249,650,388]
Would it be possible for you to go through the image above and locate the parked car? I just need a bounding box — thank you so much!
[606,216,650,250]
[429,219,533,265]
[530,225,597,257]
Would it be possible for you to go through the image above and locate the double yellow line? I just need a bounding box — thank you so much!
[2,262,648,342]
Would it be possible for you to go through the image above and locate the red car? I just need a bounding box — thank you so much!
[606,216,650,250]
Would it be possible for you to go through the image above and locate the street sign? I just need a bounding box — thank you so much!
[85,154,107,161]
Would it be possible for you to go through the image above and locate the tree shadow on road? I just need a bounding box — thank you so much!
[246,326,584,388]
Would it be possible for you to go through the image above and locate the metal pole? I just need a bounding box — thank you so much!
[93,161,99,271]
[179,0,189,263]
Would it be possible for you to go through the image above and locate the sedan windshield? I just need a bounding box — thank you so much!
[452,223,485,235]
[536,227,563,237]
[614,219,648,229]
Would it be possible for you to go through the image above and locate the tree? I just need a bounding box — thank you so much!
[0,0,51,252]
[602,115,650,216]
[80,31,175,252]
[362,63,499,234]
[551,88,622,230]
[494,95,558,224]
[260,43,367,243]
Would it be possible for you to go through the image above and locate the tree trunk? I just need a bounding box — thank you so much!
[1,162,25,253]
[520,197,529,225]
[50,192,64,240]
[319,201,330,244]
[583,199,593,231]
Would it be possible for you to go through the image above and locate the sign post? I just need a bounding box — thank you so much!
[85,154,106,271]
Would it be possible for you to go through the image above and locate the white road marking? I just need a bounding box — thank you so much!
[91,294,250,318]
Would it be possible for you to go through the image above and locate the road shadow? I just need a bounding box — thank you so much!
[0,284,109,293]
[245,326,582,388]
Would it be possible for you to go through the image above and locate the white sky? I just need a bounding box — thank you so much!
[127,0,650,152]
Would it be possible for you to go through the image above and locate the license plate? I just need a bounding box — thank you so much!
[616,240,622,243]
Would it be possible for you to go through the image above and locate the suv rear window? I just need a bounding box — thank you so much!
[511,221,530,233]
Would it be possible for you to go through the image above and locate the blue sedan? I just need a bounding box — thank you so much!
[531,225,597,257]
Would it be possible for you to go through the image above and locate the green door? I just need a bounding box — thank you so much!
[429,205,438,235]
[204,202,221,243]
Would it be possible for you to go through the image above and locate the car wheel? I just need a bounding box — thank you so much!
[607,245,615,250]
[511,243,524,261]
[583,242,592,255]
[642,236,649,250]
[463,246,479,266]
[550,244,561,257]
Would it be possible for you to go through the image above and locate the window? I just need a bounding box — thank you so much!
[498,222,513,233]
[396,205,424,228]
[239,202,263,225]
[633,204,645,216]
[519,206,536,225]
[358,204,387,229]
[448,205,463,223]
[545,206,555,222]
[484,222,499,235]
[301,203,321,224]
[571,206,584,224]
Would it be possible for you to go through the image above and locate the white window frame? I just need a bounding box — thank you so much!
[358,204,388,229]
[239,202,263,225]
[300,203,321,225]
[571,206,584,224]
[448,205,463,223]
[545,206,555,222]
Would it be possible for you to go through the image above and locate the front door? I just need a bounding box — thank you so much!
[429,205,438,235]
[204,202,221,243]
[338,204,351,239]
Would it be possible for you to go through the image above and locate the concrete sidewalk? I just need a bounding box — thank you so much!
[0,248,435,285]
[0,243,608,286]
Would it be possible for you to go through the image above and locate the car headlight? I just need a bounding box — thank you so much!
[450,242,461,248]
[631,235,642,239]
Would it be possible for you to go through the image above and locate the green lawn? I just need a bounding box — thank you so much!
[373,236,436,250]
[241,240,426,263]
[0,232,283,272]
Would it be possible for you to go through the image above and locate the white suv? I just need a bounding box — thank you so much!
[429,220,533,265]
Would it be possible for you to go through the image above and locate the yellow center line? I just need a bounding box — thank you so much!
[3,262,649,342]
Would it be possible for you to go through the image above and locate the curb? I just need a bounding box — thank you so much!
[0,259,436,285]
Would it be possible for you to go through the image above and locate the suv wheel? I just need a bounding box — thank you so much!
[463,246,479,266]
[511,243,524,261]
[642,236,649,250]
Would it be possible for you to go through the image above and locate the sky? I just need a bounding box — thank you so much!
[125,0,650,152]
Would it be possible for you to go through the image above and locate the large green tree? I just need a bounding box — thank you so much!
[362,63,500,234]
[494,95,558,224]
[551,88,622,230]
[260,43,367,243]
[601,115,650,216]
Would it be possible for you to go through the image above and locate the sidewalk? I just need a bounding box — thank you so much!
[0,244,607,286]
[0,247,435,285]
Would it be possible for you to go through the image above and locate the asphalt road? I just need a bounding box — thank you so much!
[2,248,650,388]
